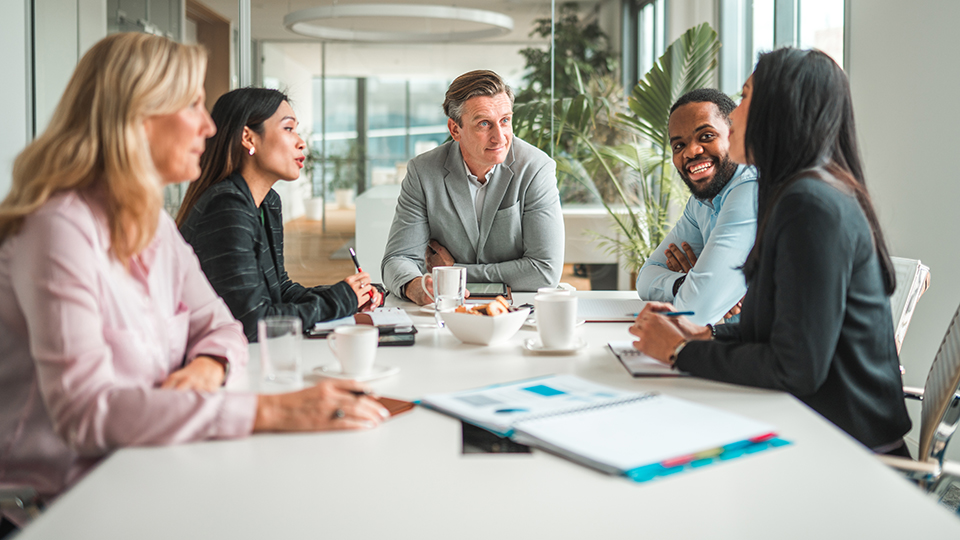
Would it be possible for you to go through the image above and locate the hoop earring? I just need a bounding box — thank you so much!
[248,147,256,156]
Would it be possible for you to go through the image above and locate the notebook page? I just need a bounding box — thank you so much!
[512,394,775,473]
[608,341,689,377]
[420,374,639,436]
[577,298,647,322]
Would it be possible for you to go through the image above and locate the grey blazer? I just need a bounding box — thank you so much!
[381,138,564,298]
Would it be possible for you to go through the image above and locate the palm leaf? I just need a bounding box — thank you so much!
[617,23,721,154]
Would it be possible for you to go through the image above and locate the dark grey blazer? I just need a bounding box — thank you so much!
[179,173,356,342]
[676,175,911,450]
[381,138,564,298]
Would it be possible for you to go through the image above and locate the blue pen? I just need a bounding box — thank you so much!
[627,311,695,317]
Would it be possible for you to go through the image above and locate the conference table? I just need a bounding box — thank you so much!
[17,291,960,539]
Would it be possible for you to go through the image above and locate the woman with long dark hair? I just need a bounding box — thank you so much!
[629,48,912,455]
[177,88,380,342]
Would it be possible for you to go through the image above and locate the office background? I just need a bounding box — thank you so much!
[0,0,955,463]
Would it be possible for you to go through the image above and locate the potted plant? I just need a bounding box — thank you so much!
[301,141,325,221]
[327,140,362,209]
[514,23,722,275]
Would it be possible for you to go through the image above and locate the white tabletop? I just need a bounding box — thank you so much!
[18,292,960,538]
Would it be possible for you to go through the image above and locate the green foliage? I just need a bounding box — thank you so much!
[516,3,618,104]
[513,22,722,273]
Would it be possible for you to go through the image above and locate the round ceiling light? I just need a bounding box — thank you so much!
[283,3,515,42]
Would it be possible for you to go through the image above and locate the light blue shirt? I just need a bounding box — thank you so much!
[635,165,758,325]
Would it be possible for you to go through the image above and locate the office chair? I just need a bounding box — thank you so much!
[877,303,960,503]
[0,487,43,529]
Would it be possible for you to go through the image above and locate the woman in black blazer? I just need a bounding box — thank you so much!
[177,88,381,342]
[630,48,912,455]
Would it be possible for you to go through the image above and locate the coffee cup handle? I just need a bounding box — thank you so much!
[420,273,435,302]
[328,333,338,355]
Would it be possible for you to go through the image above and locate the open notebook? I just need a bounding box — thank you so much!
[608,341,689,377]
[420,375,784,482]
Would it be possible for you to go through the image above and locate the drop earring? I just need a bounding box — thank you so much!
[248,147,255,156]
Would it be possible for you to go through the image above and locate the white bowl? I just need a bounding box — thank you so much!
[439,307,531,345]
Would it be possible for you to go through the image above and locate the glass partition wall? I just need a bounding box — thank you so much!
[18,0,844,290]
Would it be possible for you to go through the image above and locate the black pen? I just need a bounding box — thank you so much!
[348,247,375,300]
[348,247,363,273]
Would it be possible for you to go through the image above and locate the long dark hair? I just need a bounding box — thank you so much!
[175,87,290,226]
[742,48,896,295]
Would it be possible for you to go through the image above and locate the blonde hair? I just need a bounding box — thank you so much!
[0,33,207,264]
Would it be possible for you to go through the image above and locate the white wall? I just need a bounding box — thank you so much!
[847,0,960,461]
[666,0,715,42]
[0,0,29,198]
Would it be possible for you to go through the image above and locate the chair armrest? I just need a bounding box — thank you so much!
[941,460,960,481]
[0,487,42,523]
[903,386,924,401]
[876,455,939,482]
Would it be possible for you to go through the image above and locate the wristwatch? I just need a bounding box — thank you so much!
[668,340,688,366]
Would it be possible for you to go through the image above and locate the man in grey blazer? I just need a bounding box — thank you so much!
[382,70,564,305]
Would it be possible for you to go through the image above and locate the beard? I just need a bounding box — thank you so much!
[680,156,739,201]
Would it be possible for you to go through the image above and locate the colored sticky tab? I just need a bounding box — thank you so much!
[748,432,778,443]
[660,454,696,468]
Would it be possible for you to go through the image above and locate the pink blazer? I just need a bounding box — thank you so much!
[0,190,257,498]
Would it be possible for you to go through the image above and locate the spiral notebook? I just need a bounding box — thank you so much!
[421,375,785,482]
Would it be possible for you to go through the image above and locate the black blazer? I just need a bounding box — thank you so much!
[676,175,911,449]
[180,173,356,342]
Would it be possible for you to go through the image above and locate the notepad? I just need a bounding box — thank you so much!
[309,307,416,339]
[608,341,689,377]
[576,298,647,322]
[420,375,783,482]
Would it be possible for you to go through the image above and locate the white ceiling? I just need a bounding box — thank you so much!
[198,0,600,44]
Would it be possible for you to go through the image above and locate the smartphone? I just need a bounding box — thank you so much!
[378,333,415,346]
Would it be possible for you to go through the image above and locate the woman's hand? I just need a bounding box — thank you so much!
[359,288,383,312]
[629,302,711,364]
[253,379,390,432]
[160,356,225,392]
[343,271,375,309]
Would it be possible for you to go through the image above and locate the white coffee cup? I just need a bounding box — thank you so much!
[537,287,572,296]
[535,294,578,349]
[329,326,379,375]
[421,266,467,311]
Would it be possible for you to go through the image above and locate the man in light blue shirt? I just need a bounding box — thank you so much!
[635,89,758,325]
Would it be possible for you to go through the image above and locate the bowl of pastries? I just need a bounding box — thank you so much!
[439,296,531,345]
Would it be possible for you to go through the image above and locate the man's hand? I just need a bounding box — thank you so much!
[404,275,434,306]
[161,356,226,392]
[664,242,697,273]
[723,297,744,320]
[425,240,455,271]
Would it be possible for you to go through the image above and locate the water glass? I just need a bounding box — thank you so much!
[258,316,303,391]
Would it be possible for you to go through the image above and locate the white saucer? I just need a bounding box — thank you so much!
[522,337,588,355]
[313,364,400,382]
[419,303,437,314]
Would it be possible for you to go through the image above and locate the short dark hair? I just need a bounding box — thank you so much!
[669,88,736,122]
[443,70,514,125]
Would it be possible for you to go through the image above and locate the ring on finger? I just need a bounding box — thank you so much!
[332,408,346,420]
